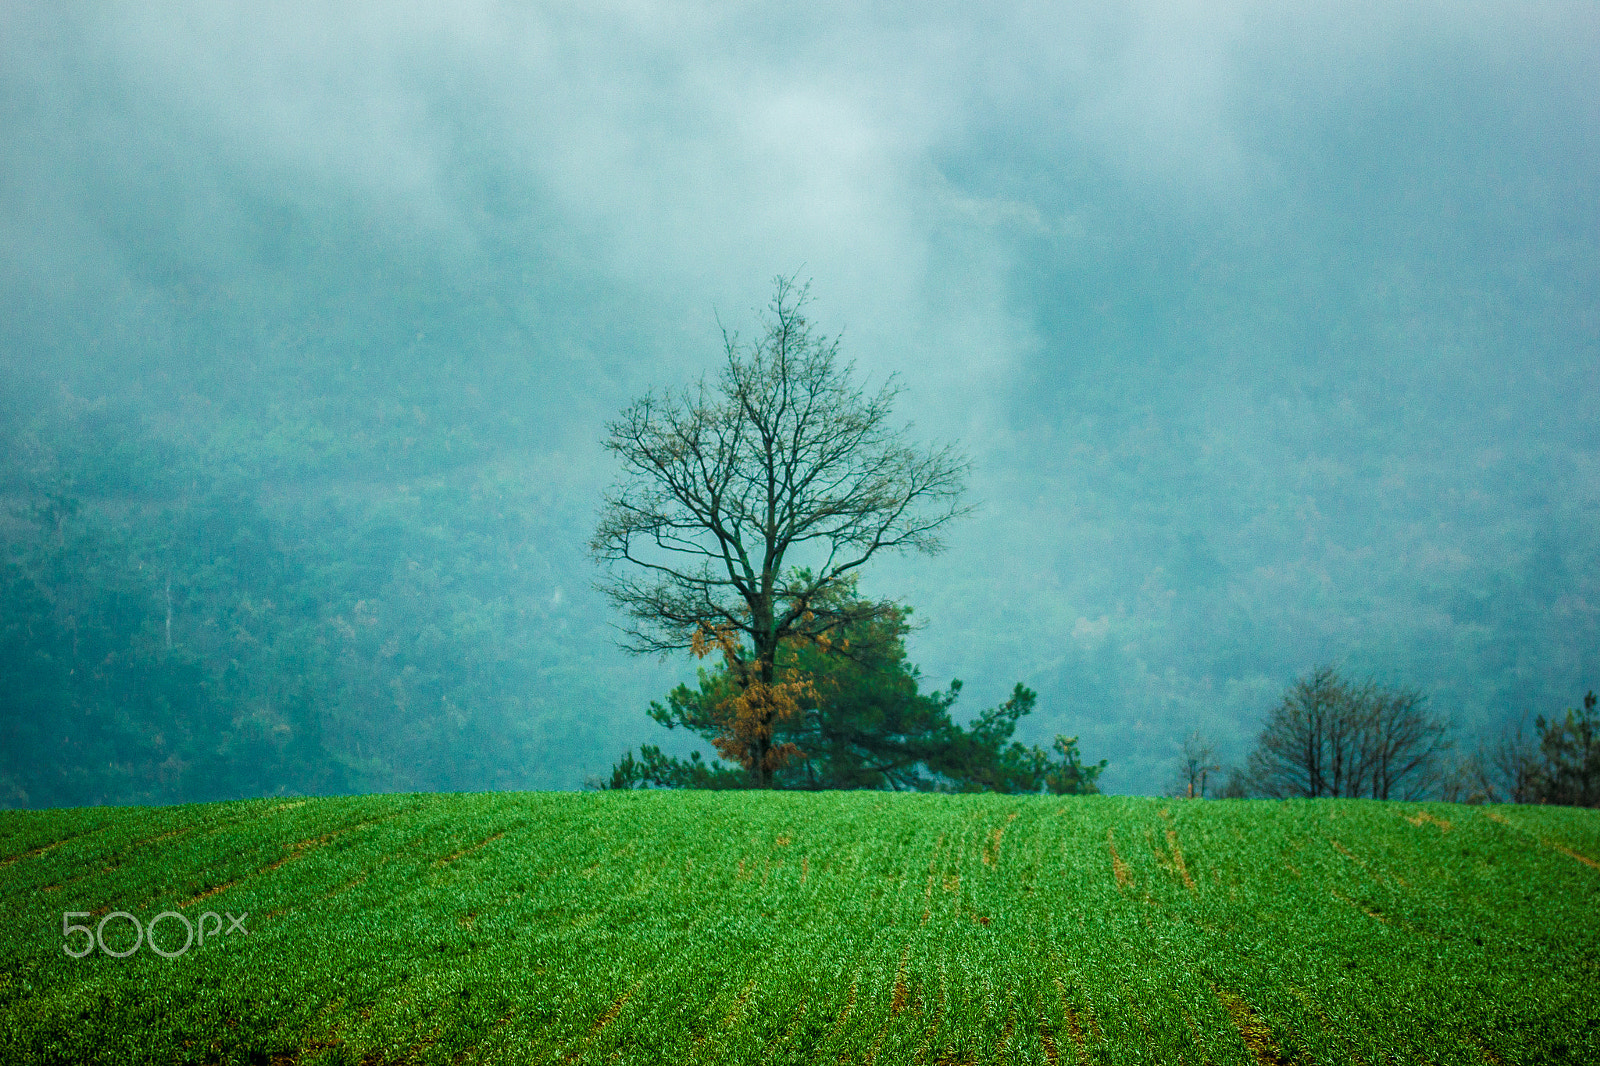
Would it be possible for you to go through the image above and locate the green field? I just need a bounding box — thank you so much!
[1,792,1596,1065]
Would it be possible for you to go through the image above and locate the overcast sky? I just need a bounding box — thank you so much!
[4,1,1597,791]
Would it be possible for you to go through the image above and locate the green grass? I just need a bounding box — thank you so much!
[1,792,1597,1065]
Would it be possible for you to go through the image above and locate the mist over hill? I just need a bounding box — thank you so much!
[2,1,1595,802]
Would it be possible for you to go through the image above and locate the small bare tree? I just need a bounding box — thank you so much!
[1244,666,1450,800]
[1484,719,1548,803]
[1466,693,1599,807]
[1363,682,1452,800]
[592,276,970,786]
[1245,666,1350,798]
[1167,732,1222,799]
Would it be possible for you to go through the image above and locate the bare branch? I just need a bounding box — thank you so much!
[1243,666,1450,799]
[591,276,970,783]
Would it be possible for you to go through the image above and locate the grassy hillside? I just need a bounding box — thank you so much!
[1,792,1596,1065]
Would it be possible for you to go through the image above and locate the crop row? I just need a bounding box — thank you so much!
[1,792,1596,1064]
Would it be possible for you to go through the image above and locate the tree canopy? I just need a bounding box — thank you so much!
[1470,691,1599,806]
[599,579,1104,795]
[591,276,969,785]
[1243,666,1451,800]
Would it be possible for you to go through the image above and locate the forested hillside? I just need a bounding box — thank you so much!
[3,0,1595,804]
[0,354,664,806]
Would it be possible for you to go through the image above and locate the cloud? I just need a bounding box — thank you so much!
[3,0,1596,792]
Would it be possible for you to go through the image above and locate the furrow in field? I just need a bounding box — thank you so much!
[1123,990,1157,1058]
[1107,829,1131,893]
[263,823,455,919]
[33,801,351,898]
[913,962,948,1065]
[828,973,860,1043]
[469,1007,520,1062]
[270,1036,345,1065]
[1289,986,1368,1066]
[1544,841,1600,870]
[1404,810,1451,831]
[1038,1019,1060,1066]
[1181,1009,1213,1066]
[991,1005,1018,1063]
[862,1018,893,1064]
[1166,829,1195,891]
[982,811,1019,867]
[892,945,912,1016]
[1327,837,1385,885]
[1053,977,1092,1066]
[1215,987,1292,1066]
[683,974,761,1062]
[1329,887,1389,924]
[722,979,757,1029]
[922,833,946,924]
[174,808,411,908]
[39,825,197,893]
[561,984,636,1061]
[401,1025,445,1064]
[761,1001,808,1065]
[0,825,111,869]
[431,830,505,869]
[1476,808,1600,868]
[104,823,196,853]
[1470,1033,1507,1064]
[582,985,630,1043]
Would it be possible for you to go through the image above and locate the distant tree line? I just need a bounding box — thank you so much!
[1168,665,1597,808]
[0,375,609,808]
[1465,691,1599,807]
[6,260,1589,809]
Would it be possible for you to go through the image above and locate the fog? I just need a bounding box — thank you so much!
[2,0,1595,800]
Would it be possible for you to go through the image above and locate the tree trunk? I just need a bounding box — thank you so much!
[750,604,778,788]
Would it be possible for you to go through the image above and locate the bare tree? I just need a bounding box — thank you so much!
[1536,690,1600,807]
[1245,666,1349,798]
[591,275,970,786]
[1465,693,1599,807]
[1244,666,1450,799]
[1459,718,1543,804]
[1364,683,1452,800]
[1167,731,1222,799]
[1488,719,1549,803]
